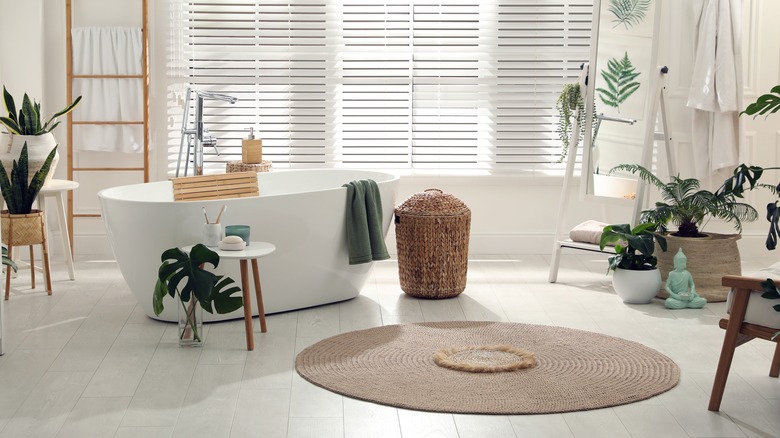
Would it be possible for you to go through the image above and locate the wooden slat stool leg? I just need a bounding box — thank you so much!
[251,258,267,333]
[29,246,35,289]
[239,259,254,351]
[4,245,12,301]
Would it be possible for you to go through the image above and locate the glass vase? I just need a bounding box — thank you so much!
[178,296,204,347]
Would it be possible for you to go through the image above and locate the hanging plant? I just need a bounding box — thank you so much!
[596,52,641,113]
[555,83,597,162]
[609,0,651,29]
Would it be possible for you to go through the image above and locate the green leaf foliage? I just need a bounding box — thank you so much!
[609,0,652,29]
[2,246,17,273]
[0,86,81,135]
[0,143,58,214]
[741,85,780,118]
[152,244,242,316]
[555,83,598,163]
[611,163,760,237]
[599,222,667,272]
[596,52,641,113]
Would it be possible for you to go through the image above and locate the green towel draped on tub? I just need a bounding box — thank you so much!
[343,179,390,265]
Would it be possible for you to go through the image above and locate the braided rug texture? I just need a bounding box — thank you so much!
[295,321,680,414]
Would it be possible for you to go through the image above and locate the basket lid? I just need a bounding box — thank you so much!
[395,189,470,216]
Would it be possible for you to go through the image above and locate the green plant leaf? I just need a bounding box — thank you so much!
[0,116,21,134]
[2,86,17,125]
[609,0,651,29]
[596,52,641,113]
[20,94,40,135]
[153,278,167,316]
[741,85,780,118]
[154,244,241,315]
[42,95,82,133]
[1,86,81,135]
[2,246,17,272]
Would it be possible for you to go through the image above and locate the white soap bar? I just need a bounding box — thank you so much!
[223,235,243,244]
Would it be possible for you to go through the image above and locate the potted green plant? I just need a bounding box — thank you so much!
[0,143,57,298]
[609,163,762,301]
[599,222,668,303]
[153,244,243,346]
[0,86,81,186]
[737,84,780,335]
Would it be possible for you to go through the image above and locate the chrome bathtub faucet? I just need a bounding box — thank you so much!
[176,88,238,177]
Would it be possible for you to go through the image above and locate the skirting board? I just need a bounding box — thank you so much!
[73,232,772,260]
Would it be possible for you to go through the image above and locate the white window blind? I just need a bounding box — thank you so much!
[167,0,592,174]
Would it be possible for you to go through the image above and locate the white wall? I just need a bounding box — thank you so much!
[30,0,780,260]
[0,0,44,106]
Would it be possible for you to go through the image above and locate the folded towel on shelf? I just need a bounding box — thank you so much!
[569,220,609,245]
[343,179,390,265]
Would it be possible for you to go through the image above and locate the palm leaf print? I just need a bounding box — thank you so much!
[609,0,651,29]
[596,52,641,113]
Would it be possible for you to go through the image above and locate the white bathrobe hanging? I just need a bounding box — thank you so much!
[687,0,743,178]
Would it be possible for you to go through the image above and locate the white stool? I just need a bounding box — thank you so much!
[183,242,275,351]
[38,179,78,280]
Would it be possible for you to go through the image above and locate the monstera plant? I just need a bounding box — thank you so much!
[153,244,243,344]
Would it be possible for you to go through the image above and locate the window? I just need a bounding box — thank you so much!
[167,1,592,174]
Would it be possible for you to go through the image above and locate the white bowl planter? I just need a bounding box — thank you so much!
[0,132,59,187]
[612,267,662,304]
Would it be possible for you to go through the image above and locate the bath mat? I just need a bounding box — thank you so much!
[295,321,680,415]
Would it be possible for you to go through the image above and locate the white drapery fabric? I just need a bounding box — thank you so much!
[687,0,743,178]
[71,27,143,152]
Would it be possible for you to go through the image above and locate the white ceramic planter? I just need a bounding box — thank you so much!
[0,132,59,187]
[612,267,662,304]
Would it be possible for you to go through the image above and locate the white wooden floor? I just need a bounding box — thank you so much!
[0,254,778,438]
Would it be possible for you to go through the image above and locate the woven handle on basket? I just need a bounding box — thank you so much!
[424,188,443,194]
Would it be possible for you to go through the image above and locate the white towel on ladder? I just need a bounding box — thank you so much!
[71,27,143,153]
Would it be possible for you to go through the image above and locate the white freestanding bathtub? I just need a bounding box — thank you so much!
[98,169,399,322]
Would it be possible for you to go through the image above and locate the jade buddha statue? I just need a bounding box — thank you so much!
[664,248,706,309]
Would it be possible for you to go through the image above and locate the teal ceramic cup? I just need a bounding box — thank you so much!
[224,225,250,246]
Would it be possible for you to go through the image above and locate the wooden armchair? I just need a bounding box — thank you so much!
[708,275,780,411]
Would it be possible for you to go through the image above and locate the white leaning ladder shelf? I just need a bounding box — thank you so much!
[548,64,676,283]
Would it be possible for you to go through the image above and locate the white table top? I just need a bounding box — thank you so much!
[182,242,276,260]
[41,179,79,193]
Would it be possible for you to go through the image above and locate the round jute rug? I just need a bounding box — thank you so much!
[295,321,680,415]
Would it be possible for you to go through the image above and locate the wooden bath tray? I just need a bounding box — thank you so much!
[172,172,259,201]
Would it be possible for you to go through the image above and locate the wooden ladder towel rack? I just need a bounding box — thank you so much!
[65,0,150,252]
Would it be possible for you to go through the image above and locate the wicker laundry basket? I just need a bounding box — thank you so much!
[395,189,471,299]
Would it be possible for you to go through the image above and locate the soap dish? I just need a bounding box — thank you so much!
[218,241,246,251]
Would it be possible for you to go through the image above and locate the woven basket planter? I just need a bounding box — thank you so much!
[656,232,741,302]
[395,189,471,299]
[1,210,45,246]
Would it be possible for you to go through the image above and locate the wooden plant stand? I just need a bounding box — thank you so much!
[1,210,52,300]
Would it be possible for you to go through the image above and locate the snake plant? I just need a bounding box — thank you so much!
[0,143,58,214]
[0,86,82,135]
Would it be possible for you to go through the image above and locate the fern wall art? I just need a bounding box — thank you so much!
[610,0,652,29]
[597,52,641,113]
